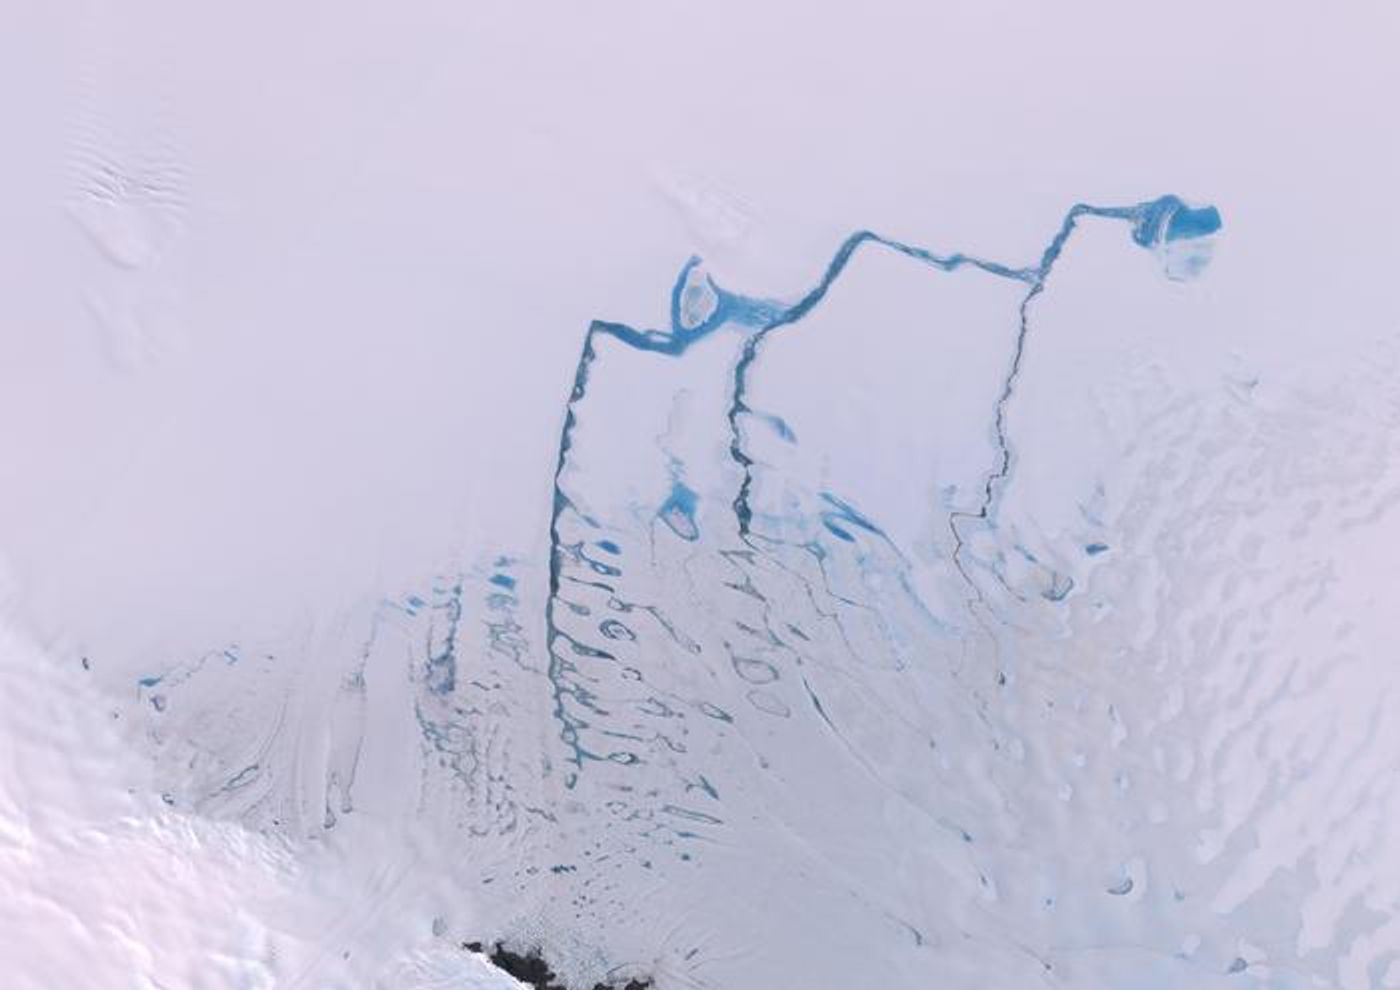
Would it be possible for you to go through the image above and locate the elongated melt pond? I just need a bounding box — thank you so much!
[544,195,1222,776]
[158,191,1400,990]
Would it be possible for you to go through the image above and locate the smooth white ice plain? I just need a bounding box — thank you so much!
[2,2,1399,988]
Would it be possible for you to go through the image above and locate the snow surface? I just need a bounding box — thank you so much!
[0,623,525,990]
[3,2,1400,989]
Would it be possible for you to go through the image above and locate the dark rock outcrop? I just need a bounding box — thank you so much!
[462,941,652,990]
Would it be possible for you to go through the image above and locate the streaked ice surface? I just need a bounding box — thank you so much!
[3,3,1400,989]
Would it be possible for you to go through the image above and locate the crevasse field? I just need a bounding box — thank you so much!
[3,4,1399,989]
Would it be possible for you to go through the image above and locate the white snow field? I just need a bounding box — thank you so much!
[3,2,1400,989]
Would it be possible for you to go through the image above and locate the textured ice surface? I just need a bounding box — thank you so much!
[0,623,525,989]
[3,3,1400,989]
